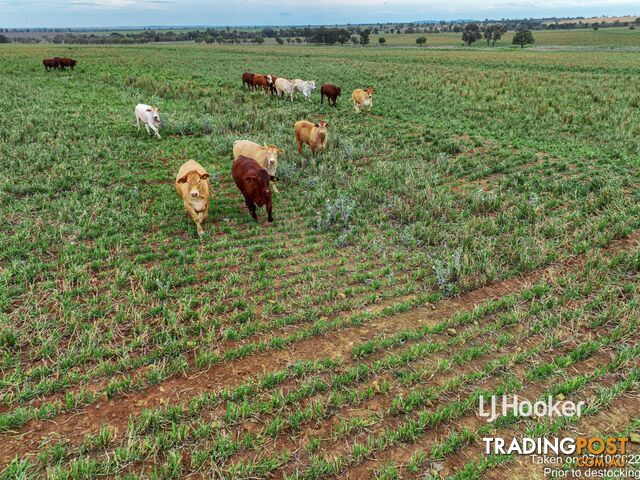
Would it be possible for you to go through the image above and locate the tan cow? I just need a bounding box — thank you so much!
[232,140,283,193]
[175,160,211,237]
[294,120,328,165]
[352,87,375,113]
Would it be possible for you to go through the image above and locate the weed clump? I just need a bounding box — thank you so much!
[432,247,464,296]
[316,195,356,246]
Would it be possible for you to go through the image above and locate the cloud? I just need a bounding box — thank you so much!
[68,0,173,8]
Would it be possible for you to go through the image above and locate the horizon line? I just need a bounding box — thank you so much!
[3,13,639,31]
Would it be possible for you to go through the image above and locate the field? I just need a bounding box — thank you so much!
[0,42,640,479]
[371,27,640,48]
[548,16,638,25]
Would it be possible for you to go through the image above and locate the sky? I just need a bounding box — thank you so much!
[1,0,638,29]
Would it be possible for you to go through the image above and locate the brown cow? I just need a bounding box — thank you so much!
[320,83,341,106]
[232,155,276,223]
[43,58,59,71]
[58,58,77,70]
[252,74,273,94]
[242,72,254,89]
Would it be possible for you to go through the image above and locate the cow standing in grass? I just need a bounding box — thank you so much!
[43,58,59,71]
[252,74,273,94]
[232,155,275,223]
[294,120,328,166]
[294,79,316,101]
[275,77,296,101]
[58,57,77,70]
[352,87,375,113]
[320,83,341,106]
[242,72,254,90]
[175,160,211,237]
[135,104,162,139]
[232,140,283,193]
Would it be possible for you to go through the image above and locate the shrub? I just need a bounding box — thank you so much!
[316,195,355,234]
[432,247,463,296]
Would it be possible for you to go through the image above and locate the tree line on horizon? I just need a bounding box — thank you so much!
[3,16,638,45]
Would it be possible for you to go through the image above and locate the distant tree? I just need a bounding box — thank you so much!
[592,23,599,30]
[512,28,534,48]
[336,30,350,45]
[0,34,9,44]
[275,36,284,45]
[254,36,265,44]
[453,25,461,33]
[636,17,640,25]
[350,35,359,46]
[483,24,505,46]
[205,35,215,44]
[295,37,302,43]
[416,36,427,47]
[462,23,482,46]
[378,36,386,45]
[359,28,371,46]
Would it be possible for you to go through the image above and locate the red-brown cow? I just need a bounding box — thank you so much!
[43,58,59,71]
[252,74,273,94]
[58,57,77,70]
[232,155,276,223]
[320,83,341,106]
[242,72,254,89]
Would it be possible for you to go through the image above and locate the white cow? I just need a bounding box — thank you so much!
[294,79,316,101]
[274,78,297,101]
[135,103,161,139]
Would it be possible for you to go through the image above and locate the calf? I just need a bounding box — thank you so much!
[294,79,316,101]
[320,83,341,106]
[232,155,275,223]
[175,160,211,237]
[242,72,254,89]
[352,87,375,113]
[275,77,296,101]
[135,103,161,139]
[294,120,328,165]
[232,140,283,193]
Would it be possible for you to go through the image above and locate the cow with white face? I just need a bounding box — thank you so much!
[135,103,161,139]
[294,79,316,101]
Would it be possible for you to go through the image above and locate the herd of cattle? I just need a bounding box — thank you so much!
[241,71,374,112]
[42,57,374,236]
[42,57,78,71]
[163,69,376,236]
